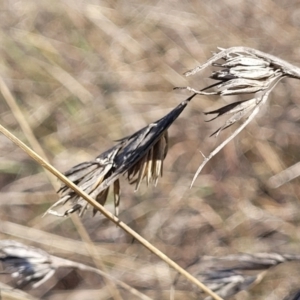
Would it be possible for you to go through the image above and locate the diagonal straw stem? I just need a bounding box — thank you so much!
[0,122,223,300]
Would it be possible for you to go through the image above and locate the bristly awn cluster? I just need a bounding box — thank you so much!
[176,47,300,186]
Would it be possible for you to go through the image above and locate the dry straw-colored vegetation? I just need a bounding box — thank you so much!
[1,1,300,299]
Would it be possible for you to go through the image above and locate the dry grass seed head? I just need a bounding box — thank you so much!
[176,47,295,185]
[188,252,300,300]
[46,95,194,218]
[0,240,54,288]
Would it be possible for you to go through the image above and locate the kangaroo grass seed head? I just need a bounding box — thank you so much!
[177,47,285,138]
[45,96,194,218]
[186,252,300,300]
[0,240,154,299]
[0,240,55,288]
[181,48,284,96]
[177,47,294,186]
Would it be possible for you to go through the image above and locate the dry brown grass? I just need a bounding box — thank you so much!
[1,1,300,299]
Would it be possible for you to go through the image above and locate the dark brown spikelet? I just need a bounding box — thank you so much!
[45,94,196,217]
[45,145,122,217]
[126,131,168,190]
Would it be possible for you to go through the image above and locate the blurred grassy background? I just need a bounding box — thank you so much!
[1,0,300,299]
